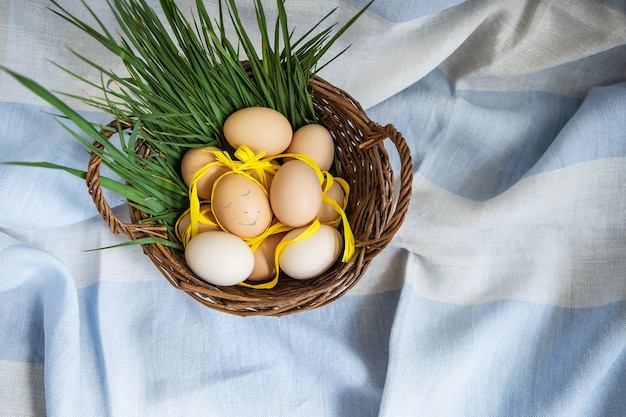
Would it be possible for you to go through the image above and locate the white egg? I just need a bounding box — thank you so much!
[184,231,254,286]
[278,224,343,280]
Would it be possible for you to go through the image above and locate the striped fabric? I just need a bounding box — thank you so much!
[1,1,625,415]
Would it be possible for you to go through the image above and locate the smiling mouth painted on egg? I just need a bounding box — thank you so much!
[239,210,261,227]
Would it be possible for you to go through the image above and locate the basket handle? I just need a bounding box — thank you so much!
[359,122,413,251]
[310,76,413,251]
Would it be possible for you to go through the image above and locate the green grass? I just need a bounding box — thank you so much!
[2,0,372,246]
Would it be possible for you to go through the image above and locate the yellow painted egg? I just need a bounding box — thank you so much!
[185,231,254,286]
[278,224,343,280]
[269,160,322,228]
[180,146,229,199]
[212,173,272,238]
[223,107,293,156]
[285,124,335,171]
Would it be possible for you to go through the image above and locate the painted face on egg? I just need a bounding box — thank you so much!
[212,173,272,239]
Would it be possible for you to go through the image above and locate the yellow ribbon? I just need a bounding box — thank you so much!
[239,219,322,289]
[182,144,356,289]
[175,204,220,246]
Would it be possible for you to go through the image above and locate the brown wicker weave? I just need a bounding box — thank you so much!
[85,74,413,316]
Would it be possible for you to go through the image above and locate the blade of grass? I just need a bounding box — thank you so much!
[84,236,183,251]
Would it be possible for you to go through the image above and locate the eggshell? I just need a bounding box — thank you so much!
[223,107,293,156]
[177,204,220,240]
[181,146,229,199]
[185,231,254,286]
[270,160,322,228]
[278,224,343,280]
[247,232,286,282]
[285,124,335,171]
[212,173,272,238]
[318,179,346,223]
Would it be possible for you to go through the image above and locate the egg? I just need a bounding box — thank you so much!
[278,224,343,280]
[270,160,322,228]
[285,124,335,171]
[176,204,220,242]
[181,146,229,199]
[247,232,286,282]
[318,179,346,223]
[223,107,293,156]
[185,231,254,286]
[212,173,272,238]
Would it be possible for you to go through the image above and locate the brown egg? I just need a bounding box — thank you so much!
[285,124,335,171]
[223,107,293,156]
[212,173,272,238]
[247,232,286,282]
[270,160,322,228]
[318,179,346,223]
[181,146,229,199]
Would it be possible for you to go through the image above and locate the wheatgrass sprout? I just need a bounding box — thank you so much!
[2,0,373,247]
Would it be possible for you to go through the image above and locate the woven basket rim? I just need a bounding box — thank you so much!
[85,73,413,316]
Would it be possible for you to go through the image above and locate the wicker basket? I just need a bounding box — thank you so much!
[85,74,413,316]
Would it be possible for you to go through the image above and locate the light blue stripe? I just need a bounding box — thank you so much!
[598,0,626,13]
[0,276,400,415]
[351,0,467,22]
[353,0,625,23]
[381,285,626,416]
[0,274,45,364]
[525,81,626,177]
[0,102,121,227]
[367,69,626,200]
